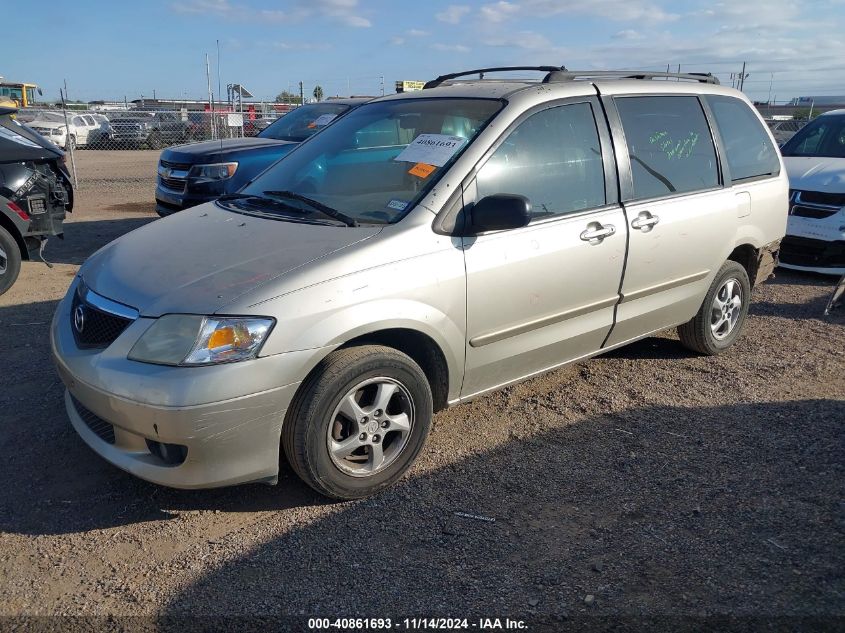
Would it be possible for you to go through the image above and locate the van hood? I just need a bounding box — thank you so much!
[784,156,845,193]
[163,137,296,163]
[81,202,381,316]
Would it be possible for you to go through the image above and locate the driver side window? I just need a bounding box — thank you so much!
[476,102,606,220]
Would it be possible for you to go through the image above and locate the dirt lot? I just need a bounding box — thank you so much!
[0,150,843,629]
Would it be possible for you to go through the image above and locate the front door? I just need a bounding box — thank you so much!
[461,99,627,398]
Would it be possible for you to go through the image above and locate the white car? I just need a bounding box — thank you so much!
[780,109,845,275]
[27,112,98,150]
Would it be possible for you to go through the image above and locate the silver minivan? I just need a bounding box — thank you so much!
[52,68,787,499]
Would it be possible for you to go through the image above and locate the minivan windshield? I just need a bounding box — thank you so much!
[259,103,352,142]
[239,98,502,224]
[781,114,845,158]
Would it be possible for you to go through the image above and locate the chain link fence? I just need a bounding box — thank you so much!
[14,103,298,188]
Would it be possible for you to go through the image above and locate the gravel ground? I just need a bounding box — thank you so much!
[0,150,843,630]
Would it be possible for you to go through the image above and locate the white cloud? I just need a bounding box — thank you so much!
[313,0,371,27]
[435,4,471,24]
[390,36,406,46]
[483,30,558,51]
[614,29,645,40]
[433,43,471,53]
[478,0,679,24]
[407,28,429,37]
[171,0,370,27]
[480,1,520,22]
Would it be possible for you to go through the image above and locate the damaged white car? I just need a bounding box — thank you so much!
[780,110,845,275]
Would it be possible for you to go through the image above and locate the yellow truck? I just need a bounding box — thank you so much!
[0,81,41,108]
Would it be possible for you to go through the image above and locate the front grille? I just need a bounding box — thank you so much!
[160,160,192,171]
[70,291,133,349]
[780,236,845,268]
[795,190,845,207]
[160,176,186,191]
[791,205,838,219]
[71,396,115,444]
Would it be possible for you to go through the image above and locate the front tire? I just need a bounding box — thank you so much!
[283,345,433,500]
[678,260,751,355]
[0,226,22,296]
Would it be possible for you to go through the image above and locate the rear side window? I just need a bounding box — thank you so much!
[615,96,719,200]
[476,102,606,220]
[707,96,780,182]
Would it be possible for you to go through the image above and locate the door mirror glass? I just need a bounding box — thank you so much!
[469,194,531,234]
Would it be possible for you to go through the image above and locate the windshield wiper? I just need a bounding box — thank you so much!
[263,190,359,227]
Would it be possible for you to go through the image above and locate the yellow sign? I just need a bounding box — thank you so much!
[396,80,425,93]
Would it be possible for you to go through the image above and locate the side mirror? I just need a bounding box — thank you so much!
[468,194,531,234]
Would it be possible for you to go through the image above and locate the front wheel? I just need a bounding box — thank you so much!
[0,226,22,296]
[282,345,433,500]
[678,260,751,355]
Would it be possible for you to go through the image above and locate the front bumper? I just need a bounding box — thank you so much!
[779,236,845,276]
[50,280,322,489]
[155,179,226,216]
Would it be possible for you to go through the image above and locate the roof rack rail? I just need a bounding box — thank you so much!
[423,67,719,88]
[546,70,719,84]
[423,66,567,89]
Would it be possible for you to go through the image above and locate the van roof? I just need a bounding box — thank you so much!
[376,67,733,103]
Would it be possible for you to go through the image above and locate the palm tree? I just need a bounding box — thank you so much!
[312,85,324,102]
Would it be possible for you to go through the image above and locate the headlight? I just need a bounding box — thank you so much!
[128,314,274,366]
[189,162,238,180]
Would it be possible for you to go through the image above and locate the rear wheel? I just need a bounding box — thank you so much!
[678,260,751,355]
[0,226,22,296]
[282,345,433,500]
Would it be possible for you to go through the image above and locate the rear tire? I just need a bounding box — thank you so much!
[282,345,433,500]
[0,226,22,296]
[678,260,751,355]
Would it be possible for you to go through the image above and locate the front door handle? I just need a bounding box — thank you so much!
[631,211,660,232]
[580,222,616,244]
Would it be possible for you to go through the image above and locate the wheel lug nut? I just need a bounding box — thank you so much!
[359,433,367,441]
[381,420,389,429]
[374,409,382,417]
[372,434,381,443]
[361,416,368,424]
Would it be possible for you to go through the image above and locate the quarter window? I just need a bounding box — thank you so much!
[476,102,606,220]
[615,96,719,200]
[707,96,780,182]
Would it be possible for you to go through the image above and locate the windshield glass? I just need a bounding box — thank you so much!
[259,103,352,142]
[781,115,845,158]
[240,98,502,224]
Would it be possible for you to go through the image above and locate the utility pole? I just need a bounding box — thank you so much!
[299,81,304,106]
[60,81,78,189]
[739,61,747,91]
[380,75,385,95]
[205,53,215,140]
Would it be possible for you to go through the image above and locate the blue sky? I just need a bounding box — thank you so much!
[8,0,845,104]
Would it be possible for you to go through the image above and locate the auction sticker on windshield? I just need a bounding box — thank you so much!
[395,134,466,167]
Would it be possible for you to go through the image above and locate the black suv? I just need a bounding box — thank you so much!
[92,112,193,149]
[155,99,369,216]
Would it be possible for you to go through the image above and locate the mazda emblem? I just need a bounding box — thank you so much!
[73,305,85,333]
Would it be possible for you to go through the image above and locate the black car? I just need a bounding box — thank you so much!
[154,99,369,216]
[0,106,73,295]
[91,112,194,149]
